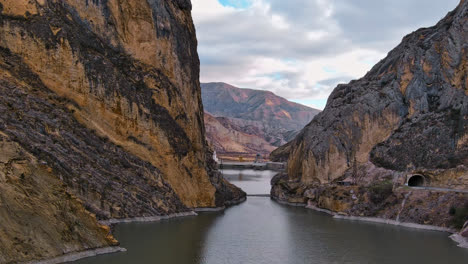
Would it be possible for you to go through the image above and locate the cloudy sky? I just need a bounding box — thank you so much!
[192,0,459,109]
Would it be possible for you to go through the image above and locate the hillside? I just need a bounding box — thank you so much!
[271,0,467,232]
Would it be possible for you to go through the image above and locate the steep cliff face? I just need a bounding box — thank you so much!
[0,0,244,262]
[273,0,467,185]
[271,1,467,229]
[0,0,243,208]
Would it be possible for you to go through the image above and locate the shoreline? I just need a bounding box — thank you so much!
[272,197,468,249]
[99,211,198,225]
[24,247,126,264]
[194,207,225,212]
[332,214,455,233]
[194,195,248,212]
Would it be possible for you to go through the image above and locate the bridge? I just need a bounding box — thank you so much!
[217,161,286,171]
[246,194,271,197]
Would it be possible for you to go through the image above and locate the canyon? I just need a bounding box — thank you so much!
[0,0,467,263]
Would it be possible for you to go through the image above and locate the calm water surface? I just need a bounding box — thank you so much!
[221,169,277,194]
[73,170,468,264]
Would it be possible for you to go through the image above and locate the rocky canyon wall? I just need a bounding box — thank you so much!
[272,0,467,186]
[271,0,467,229]
[0,0,244,263]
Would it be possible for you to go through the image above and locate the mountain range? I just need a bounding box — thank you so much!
[201,82,320,160]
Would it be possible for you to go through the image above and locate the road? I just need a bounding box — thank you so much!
[408,186,468,194]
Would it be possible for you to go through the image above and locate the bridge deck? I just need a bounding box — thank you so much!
[247,194,271,197]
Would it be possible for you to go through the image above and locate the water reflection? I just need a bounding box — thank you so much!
[221,169,278,194]
[200,197,293,264]
[72,213,219,264]
[282,205,468,264]
[71,170,468,264]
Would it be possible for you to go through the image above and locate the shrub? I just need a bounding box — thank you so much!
[449,206,456,216]
[450,206,468,229]
[369,180,393,204]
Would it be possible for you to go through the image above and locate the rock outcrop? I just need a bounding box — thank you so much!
[0,0,244,263]
[271,0,467,229]
[202,82,320,158]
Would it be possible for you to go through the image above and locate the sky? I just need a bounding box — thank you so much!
[192,0,459,109]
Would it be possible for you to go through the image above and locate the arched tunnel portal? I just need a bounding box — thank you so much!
[407,175,425,187]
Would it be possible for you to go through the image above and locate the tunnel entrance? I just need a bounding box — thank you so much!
[407,175,425,187]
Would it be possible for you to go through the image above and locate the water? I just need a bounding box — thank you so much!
[72,170,468,264]
[221,169,277,194]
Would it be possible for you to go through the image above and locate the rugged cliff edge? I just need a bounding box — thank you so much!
[0,0,244,263]
[271,0,467,234]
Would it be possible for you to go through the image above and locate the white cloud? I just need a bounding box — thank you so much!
[271,14,290,30]
[191,0,459,109]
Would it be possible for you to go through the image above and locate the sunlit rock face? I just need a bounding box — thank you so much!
[273,0,467,187]
[271,0,467,229]
[0,0,244,262]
